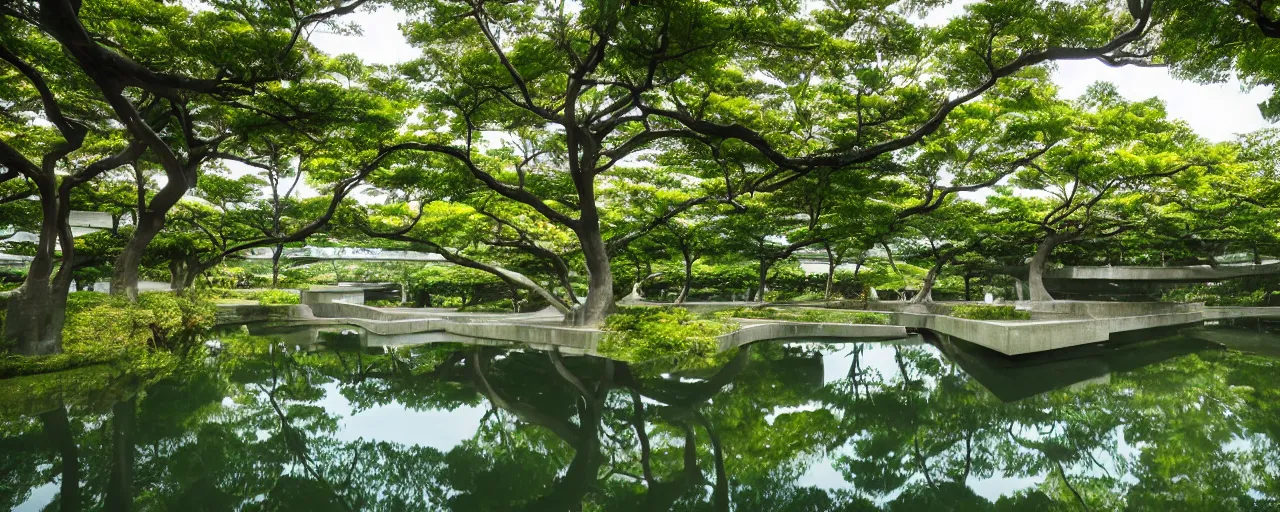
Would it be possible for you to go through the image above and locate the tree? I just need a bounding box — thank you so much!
[383,0,1159,324]
[0,0,386,351]
[898,200,992,304]
[992,83,1215,301]
[1151,1,1280,119]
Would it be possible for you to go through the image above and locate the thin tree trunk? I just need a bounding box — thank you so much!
[271,243,284,288]
[756,259,773,303]
[675,247,695,305]
[910,261,942,304]
[963,275,972,302]
[824,244,837,301]
[1029,233,1072,302]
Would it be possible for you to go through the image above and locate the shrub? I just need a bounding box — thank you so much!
[458,301,514,313]
[950,304,1031,321]
[599,307,737,369]
[365,299,403,307]
[721,307,890,325]
[256,289,300,305]
[2,292,216,378]
[1160,285,1267,306]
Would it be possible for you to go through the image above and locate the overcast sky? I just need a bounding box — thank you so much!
[308,7,1277,144]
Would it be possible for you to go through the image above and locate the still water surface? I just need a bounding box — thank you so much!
[3,323,1279,511]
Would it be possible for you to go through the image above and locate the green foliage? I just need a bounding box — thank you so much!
[255,289,300,305]
[721,307,890,325]
[0,364,141,420]
[1,292,216,378]
[456,302,514,313]
[364,299,404,308]
[1161,285,1268,307]
[950,304,1031,321]
[599,307,737,369]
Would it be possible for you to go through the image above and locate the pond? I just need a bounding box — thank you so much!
[2,323,1278,511]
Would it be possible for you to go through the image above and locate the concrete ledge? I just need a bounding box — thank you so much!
[1020,300,1202,318]
[301,286,364,305]
[217,302,1280,357]
[215,304,314,324]
[892,310,1205,355]
[1204,306,1280,319]
[1048,262,1280,281]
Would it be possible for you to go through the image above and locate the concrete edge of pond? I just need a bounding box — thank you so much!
[214,302,1280,357]
[213,303,909,355]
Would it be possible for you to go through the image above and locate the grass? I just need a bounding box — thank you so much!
[599,307,737,370]
[719,307,891,325]
[949,304,1031,320]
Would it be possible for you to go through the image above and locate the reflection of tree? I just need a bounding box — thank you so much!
[2,332,1278,510]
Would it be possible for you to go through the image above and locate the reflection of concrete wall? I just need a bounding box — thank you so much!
[301,286,364,305]
[214,304,314,324]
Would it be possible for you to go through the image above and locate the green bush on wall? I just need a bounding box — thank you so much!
[256,289,300,305]
[950,304,1031,321]
[721,307,890,325]
[599,307,737,370]
[2,291,217,378]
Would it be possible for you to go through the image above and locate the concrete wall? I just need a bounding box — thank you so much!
[301,286,364,305]
[892,310,1205,355]
[1022,300,1202,318]
[1047,262,1280,281]
[1204,306,1280,320]
[215,304,315,325]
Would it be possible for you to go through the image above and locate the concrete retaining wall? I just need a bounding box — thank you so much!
[1048,262,1280,281]
[215,304,314,325]
[893,310,1205,355]
[1204,306,1280,319]
[301,286,364,305]
[1021,300,1201,318]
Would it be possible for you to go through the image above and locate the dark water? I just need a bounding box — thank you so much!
[2,324,1279,511]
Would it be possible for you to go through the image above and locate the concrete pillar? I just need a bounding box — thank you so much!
[1014,279,1025,301]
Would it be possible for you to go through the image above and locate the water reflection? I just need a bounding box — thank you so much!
[2,326,1278,511]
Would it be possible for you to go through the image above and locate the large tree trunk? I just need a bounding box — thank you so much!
[675,247,695,305]
[574,220,614,326]
[910,261,942,304]
[1028,233,1073,302]
[112,166,194,301]
[4,182,73,355]
[109,211,165,301]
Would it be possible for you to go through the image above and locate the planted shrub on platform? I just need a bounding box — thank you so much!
[950,305,1031,321]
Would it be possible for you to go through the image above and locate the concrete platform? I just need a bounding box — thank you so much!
[890,310,1204,355]
[215,301,1280,358]
[215,303,909,356]
[1048,262,1280,282]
